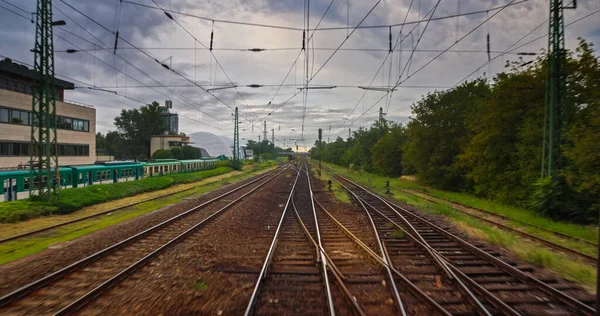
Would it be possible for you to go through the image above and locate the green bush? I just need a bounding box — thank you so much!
[152,149,173,159]
[215,160,232,168]
[170,147,183,160]
[0,167,232,223]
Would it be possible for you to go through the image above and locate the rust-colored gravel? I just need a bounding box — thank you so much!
[76,169,297,315]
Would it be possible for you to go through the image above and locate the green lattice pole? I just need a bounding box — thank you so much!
[30,0,59,199]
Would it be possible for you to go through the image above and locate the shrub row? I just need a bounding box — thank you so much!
[0,167,232,223]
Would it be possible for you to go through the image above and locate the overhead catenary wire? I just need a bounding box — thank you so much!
[120,0,529,32]
[149,0,261,129]
[344,0,520,132]
[335,0,439,131]
[59,0,258,131]
[256,0,336,120]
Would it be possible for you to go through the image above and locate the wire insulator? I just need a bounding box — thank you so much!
[389,26,392,53]
[248,48,265,52]
[164,11,173,20]
[247,84,263,88]
[486,34,491,61]
[210,31,214,51]
[113,31,119,55]
[302,30,305,50]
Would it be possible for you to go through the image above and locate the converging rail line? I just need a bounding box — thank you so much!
[0,166,288,315]
[400,189,597,265]
[322,166,596,315]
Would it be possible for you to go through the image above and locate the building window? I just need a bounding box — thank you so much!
[0,106,90,132]
[0,108,8,123]
[0,142,89,157]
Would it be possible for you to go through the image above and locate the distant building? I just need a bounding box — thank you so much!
[150,135,190,155]
[159,100,178,135]
[244,149,253,160]
[0,58,96,169]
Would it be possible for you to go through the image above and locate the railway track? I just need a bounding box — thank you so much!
[402,188,597,247]
[0,167,278,246]
[400,189,597,265]
[246,162,404,315]
[0,166,288,315]
[324,168,596,315]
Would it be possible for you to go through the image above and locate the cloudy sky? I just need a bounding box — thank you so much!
[1,0,598,150]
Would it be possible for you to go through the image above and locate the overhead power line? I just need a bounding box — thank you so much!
[121,0,529,32]
[59,0,255,129]
[54,46,538,55]
[344,0,521,131]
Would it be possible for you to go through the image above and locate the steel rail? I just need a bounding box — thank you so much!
[302,161,336,316]
[53,166,290,315]
[320,176,406,315]
[243,166,301,316]
[334,172,597,316]
[331,174,492,316]
[401,189,598,264]
[291,195,364,316]
[403,188,597,246]
[312,197,452,316]
[358,197,520,316]
[0,167,280,245]
[0,167,287,309]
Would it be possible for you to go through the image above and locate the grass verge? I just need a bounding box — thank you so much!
[309,164,351,204]
[0,164,275,265]
[0,167,237,223]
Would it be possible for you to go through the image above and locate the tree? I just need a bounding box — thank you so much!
[152,149,173,159]
[182,146,201,159]
[403,80,489,190]
[170,147,183,160]
[371,123,407,177]
[114,101,167,159]
[105,130,124,159]
[96,132,107,155]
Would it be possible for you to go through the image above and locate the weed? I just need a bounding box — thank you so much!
[386,222,395,229]
[192,281,209,290]
[392,230,405,239]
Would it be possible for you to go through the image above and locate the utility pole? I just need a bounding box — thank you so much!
[30,0,63,199]
[263,121,267,161]
[348,128,351,139]
[258,135,261,162]
[233,107,239,162]
[379,107,384,139]
[318,128,322,175]
[271,128,275,160]
[541,0,575,179]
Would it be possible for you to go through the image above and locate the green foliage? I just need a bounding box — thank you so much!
[152,149,173,159]
[182,146,202,159]
[114,101,167,159]
[0,167,232,223]
[244,139,292,161]
[170,146,183,160]
[231,159,243,170]
[215,160,233,168]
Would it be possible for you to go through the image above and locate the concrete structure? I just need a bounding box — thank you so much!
[0,59,96,169]
[159,100,178,135]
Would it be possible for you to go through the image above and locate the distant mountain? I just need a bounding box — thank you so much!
[188,131,233,158]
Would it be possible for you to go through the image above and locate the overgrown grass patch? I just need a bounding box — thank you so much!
[309,163,351,204]
[0,167,233,224]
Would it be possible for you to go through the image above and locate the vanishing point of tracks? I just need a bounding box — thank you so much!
[0,167,287,315]
[324,166,596,315]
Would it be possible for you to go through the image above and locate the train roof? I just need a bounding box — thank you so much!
[0,167,73,177]
[69,164,143,171]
